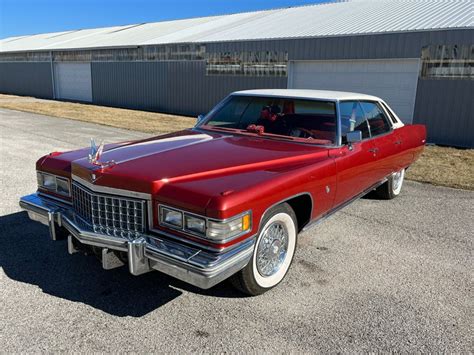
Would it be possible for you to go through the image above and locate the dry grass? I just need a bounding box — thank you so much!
[0,94,472,190]
[0,94,195,134]
[406,145,474,190]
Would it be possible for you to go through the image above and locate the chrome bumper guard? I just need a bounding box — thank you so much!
[19,193,254,289]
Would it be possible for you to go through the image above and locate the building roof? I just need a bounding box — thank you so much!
[233,89,381,101]
[1,0,472,53]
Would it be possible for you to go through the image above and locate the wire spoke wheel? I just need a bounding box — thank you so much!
[256,222,289,277]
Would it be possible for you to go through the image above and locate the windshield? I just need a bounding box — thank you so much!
[199,95,337,145]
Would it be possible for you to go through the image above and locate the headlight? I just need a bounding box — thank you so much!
[158,204,251,242]
[37,171,71,197]
[56,177,70,195]
[160,206,183,228]
[42,174,56,189]
[185,215,206,234]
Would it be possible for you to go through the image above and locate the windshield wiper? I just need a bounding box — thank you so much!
[201,125,303,143]
[201,126,243,133]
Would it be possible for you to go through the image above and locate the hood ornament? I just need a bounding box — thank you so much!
[88,138,115,169]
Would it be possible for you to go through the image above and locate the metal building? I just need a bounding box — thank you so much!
[0,0,472,147]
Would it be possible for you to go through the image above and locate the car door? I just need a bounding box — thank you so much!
[360,101,400,182]
[333,101,379,207]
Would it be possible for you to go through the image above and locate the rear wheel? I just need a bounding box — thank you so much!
[230,203,297,296]
[375,168,405,199]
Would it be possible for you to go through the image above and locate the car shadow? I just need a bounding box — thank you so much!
[361,190,381,200]
[0,212,245,317]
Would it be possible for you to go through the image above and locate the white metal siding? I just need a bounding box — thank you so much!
[288,59,420,123]
[54,62,92,102]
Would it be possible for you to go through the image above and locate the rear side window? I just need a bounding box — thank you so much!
[339,101,370,141]
[360,101,392,137]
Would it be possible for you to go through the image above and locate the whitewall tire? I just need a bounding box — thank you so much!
[375,168,406,199]
[391,168,405,196]
[230,203,297,296]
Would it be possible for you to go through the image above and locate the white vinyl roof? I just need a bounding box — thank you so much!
[1,0,472,53]
[233,89,381,101]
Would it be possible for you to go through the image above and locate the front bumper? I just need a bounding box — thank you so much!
[19,193,254,289]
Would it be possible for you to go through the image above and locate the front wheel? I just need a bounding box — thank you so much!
[230,203,297,296]
[375,168,405,199]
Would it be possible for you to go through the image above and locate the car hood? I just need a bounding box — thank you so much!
[39,129,330,209]
[68,129,329,191]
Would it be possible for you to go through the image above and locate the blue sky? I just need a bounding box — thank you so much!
[0,0,328,39]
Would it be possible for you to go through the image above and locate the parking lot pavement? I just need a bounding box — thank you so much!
[0,108,472,352]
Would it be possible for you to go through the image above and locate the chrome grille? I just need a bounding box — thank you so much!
[72,182,146,236]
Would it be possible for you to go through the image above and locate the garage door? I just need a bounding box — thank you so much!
[288,59,420,123]
[54,62,92,102]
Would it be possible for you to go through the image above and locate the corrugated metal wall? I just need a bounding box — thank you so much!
[0,62,53,98]
[91,61,286,116]
[413,79,473,148]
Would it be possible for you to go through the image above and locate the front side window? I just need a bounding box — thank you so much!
[200,95,337,145]
[339,101,370,141]
[360,101,392,137]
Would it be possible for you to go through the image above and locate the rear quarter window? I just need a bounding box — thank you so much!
[380,102,398,125]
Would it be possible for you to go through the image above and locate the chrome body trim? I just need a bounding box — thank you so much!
[302,178,388,232]
[38,191,72,205]
[19,192,255,289]
[72,175,152,201]
[259,192,314,231]
[104,134,214,166]
[336,100,342,147]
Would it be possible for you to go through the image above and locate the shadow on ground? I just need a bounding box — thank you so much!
[0,212,243,317]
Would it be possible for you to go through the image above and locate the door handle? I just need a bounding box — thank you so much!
[394,140,402,145]
[368,148,379,153]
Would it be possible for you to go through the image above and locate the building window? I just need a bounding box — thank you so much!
[142,44,206,61]
[421,44,473,79]
[0,51,51,62]
[206,51,288,77]
[0,44,206,63]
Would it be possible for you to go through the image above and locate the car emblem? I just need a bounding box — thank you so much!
[88,138,115,169]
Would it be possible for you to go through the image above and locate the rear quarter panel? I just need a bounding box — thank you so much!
[395,124,426,167]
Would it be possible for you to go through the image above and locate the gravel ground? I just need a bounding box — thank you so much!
[0,109,472,352]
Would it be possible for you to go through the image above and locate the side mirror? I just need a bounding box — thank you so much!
[346,130,362,143]
[196,114,205,126]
